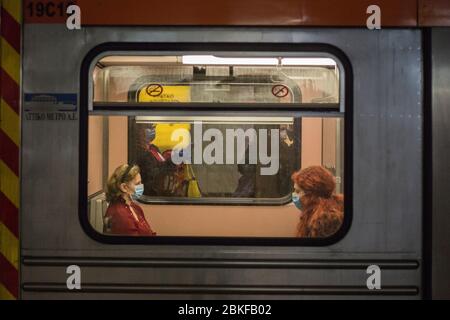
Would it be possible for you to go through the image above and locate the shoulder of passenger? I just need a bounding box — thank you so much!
[106,201,124,213]
[315,210,343,222]
[131,202,143,210]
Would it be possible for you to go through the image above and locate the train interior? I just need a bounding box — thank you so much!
[87,55,344,237]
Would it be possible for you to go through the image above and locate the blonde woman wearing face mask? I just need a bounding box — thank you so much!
[105,164,156,236]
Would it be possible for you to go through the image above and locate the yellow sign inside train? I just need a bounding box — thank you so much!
[139,85,191,103]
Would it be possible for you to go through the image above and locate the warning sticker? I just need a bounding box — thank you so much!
[271,85,290,98]
[146,84,164,97]
[139,85,191,103]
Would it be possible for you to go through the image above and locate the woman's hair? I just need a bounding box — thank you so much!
[291,166,344,237]
[105,164,140,203]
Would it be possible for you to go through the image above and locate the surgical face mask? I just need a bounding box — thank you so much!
[292,192,303,210]
[133,184,144,199]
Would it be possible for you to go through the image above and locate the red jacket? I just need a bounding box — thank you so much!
[105,198,156,236]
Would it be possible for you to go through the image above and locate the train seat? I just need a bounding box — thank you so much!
[88,193,109,233]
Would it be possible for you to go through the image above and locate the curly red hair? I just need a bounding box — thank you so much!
[291,166,344,238]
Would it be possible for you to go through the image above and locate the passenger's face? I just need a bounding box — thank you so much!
[122,174,142,195]
[293,183,304,197]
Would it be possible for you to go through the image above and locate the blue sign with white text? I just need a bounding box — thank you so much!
[24,93,77,112]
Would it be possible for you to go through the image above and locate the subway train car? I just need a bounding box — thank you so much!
[0,0,450,299]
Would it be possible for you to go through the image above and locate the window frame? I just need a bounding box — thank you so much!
[90,51,344,112]
[127,116,302,205]
[79,42,353,246]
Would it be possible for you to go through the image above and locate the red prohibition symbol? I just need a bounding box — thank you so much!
[272,85,290,98]
[146,84,164,97]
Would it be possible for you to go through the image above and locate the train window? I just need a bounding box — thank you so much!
[85,50,348,241]
[128,116,300,203]
[88,115,344,238]
[92,55,340,107]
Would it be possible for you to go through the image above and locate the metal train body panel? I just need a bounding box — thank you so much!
[20,26,423,298]
[431,28,450,299]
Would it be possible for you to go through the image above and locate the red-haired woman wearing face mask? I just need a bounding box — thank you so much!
[104,164,156,236]
[291,166,343,238]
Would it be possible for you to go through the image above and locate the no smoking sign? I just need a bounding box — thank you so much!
[272,85,290,98]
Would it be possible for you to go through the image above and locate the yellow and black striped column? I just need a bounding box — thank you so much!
[0,0,20,300]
